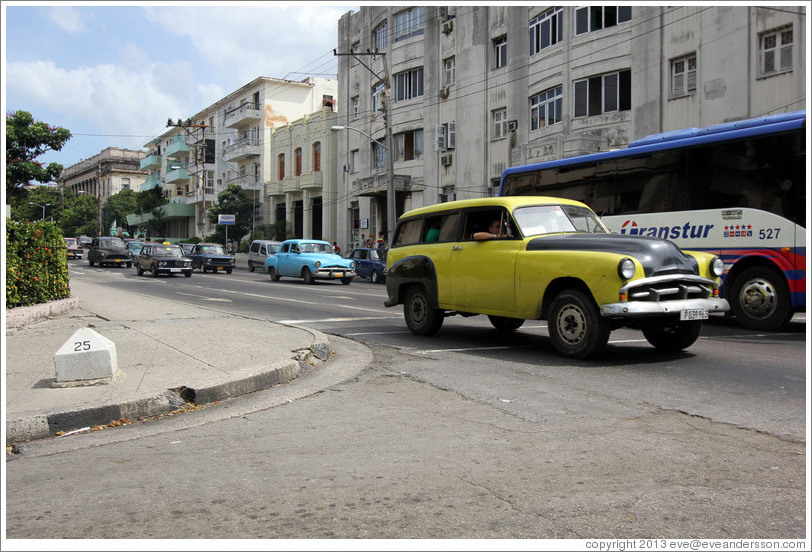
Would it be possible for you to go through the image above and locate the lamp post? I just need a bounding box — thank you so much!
[331,125,396,247]
[28,202,50,221]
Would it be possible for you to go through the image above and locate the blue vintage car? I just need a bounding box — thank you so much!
[347,247,387,284]
[265,239,356,285]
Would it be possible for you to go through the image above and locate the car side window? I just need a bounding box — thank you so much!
[463,209,514,240]
[394,219,423,246]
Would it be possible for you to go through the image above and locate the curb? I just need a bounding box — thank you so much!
[6,297,79,328]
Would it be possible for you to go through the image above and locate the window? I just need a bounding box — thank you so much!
[294,148,303,176]
[531,86,563,129]
[530,7,563,55]
[573,70,630,117]
[575,6,631,36]
[395,7,424,41]
[493,36,507,69]
[313,142,321,172]
[444,57,456,85]
[350,149,360,173]
[205,170,214,192]
[760,26,793,76]
[278,153,285,180]
[394,68,424,102]
[375,21,388,51]
[395,129,424,161]
[372,82,385,112]
[373,139,387,168]
[492,108,508,140]
[352,96,359,119]
[671,54,697,97]
[122,178,131,190]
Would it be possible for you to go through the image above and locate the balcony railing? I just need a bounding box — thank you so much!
[224,137,261,162]
[140,154,160,170]
[165,167,190,184]
[140,174,161,191]
[224,102,262,129]
[165,136,190,158]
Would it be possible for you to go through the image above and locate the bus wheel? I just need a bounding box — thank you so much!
[547,290,609,359]
[729,266,792,331]
[642,321,702,352]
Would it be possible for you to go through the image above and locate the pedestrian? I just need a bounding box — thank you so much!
[333,241,341,255]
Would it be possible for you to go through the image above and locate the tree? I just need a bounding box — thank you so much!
[104,189,138,236]
[207,184,257,246]
[6,110,71,199]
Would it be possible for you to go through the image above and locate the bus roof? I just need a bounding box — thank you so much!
[501,110,806,184]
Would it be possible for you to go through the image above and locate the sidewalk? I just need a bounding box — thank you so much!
[5,277,330,443]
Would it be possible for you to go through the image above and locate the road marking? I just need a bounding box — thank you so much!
[279,316,401,324]
[175,292,232,302]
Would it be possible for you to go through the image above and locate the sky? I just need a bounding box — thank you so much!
[2,1,358,171]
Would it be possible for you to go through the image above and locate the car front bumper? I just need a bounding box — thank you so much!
[314,269,357,279]
[601,297,730,318]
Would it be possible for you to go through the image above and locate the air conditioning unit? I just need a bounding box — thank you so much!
[508,119,518,132]
[441,153,453,167]
[439,86,450,99]
[442,19,454,35]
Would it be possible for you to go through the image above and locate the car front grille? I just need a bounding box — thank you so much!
[622,275,716,302]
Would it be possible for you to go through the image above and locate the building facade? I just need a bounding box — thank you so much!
[137,76,338,241]
[58,147,147,200]
[335,5,806,249]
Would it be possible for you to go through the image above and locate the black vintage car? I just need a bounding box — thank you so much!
[88,237,131,268]
[187,243,235,274]
[134,243,192,278]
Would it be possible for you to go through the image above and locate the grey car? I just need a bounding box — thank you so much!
[87,237,132,268]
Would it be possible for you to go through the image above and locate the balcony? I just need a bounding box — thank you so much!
[298,171,323,191]
[162,198,195,219]
[140,154,160,170]
[224,102,262,129]
[140,174,161,191]
[185,190,217,205]
[165,136,190,158]
[165,167,190,184]
[224,137,261,162]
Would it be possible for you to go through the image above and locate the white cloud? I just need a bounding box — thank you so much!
[47,6,86,33]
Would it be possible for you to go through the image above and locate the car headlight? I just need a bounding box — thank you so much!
[617,258,636,280]
[710,256,725,277]
[315,261,321,268]
[349,261,356,270]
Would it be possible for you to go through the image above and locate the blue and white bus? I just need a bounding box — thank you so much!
[500,111,806,331]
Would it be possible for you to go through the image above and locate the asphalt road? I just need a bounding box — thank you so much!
[5,261,807,541]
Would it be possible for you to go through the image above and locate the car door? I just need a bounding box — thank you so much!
[276,243,297,276]
[353,249,369,278]
[450,208,520,313]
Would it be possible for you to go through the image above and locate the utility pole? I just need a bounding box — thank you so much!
[334,49,396,247]
[167,118,208,238]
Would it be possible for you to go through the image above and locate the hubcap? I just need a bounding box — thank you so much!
[556,305,586,345]
[409,296,426,324]
[740,278,777,319]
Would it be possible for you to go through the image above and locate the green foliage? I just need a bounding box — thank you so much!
[6,110,71,199]
[206,184,259,246]
[104,189,138,235]
[6,220,71,308]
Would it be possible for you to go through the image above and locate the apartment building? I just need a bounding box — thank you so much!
[335,5,806,249]
[137,76,338,240]
[58,147,146,199]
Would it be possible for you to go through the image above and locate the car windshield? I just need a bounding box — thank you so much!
[64,238,77,246]
[153,245,183,255]
[300,243,334,253]
[513,204,608,237]
[268,244,280,254]
[99,238,125,247]
[199,244,225,254]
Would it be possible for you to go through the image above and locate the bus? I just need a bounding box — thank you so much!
[499,110,806,331]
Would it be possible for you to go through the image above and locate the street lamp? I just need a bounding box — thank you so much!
[29,202,50,221]
[331,125,396,247]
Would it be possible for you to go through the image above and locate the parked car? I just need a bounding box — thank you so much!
[347,247,387,283]
[179,243,196,256]
[248,240,282,272]
[125,240,145,259]
[265,239,356,285]
[187,243,235,273]
[384,196,729,359]
[63,237,83,260]
[134,243,193,278]
[87,237,132,268]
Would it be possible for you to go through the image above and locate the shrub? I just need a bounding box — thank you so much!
[6,220,71,308]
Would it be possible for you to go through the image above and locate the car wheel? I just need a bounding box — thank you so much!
[88,258,95,267]
[642,320,702,352]
[403,285,444,336]
[136,265,144,276]
[151,264,159,278]
[269,267,280,281]
[488,315,525,332]
[184,271,192,278]
[547,289,609,359]
[370,270,380,284]
[226,268,232,274]
[728,266,792,331]
[302,267,315,285]
[340,277,353,285]
[126,262,132,268]
[248,262,255,273]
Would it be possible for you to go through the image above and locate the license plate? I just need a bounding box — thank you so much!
[169,268,182,273]
[334,272,343,278]
[114,259,122,263]
[216,266,224,270]
[680,308,708,321]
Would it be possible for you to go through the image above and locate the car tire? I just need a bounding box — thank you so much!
[340,277,353,285]
[371,270,380,284]
[126,262,132,268]
[269,267,280,281]
[88,258,95,267]
[488,315,525,332]
[403,285,444,336]
[136,265,143,276]
[151,264,159,278]
[728,266,792,331]
[184,271,192,278]
[642,320,702,352]
[248,262,255,273]
[302,267,315,285]
[547,289,609,359]
[226,268,232,274]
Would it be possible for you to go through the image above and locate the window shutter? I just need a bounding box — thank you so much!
[435,125,447,150]
[673,73,684,96]
[763,50,775,73]
[780,44,792,71]
[447,121,456,149]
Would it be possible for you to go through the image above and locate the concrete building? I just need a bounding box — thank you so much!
[58,147,147,200]
[334,5,806,248]
[135,76,338,241]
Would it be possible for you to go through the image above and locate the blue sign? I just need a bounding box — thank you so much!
[218,214,236,225]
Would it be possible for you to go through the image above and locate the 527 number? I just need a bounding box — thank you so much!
[74,340,91,352]
[759,228,781,240]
